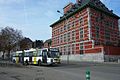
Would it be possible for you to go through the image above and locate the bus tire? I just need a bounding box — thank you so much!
[13,59,16,63]
[25,59,29,66]
[38,59,41,66]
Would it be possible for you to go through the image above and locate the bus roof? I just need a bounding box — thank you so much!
[24,48,36,52]
[16,51,23,53]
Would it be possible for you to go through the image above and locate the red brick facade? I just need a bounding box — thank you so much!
[50,0,120,56]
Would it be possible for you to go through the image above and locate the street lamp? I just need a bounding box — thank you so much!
[57,10,69,64]
[57,10,61,13]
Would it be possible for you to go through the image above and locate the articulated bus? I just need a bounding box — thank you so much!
[12,48,61,65]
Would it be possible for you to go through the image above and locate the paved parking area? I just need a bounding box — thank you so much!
[0,61,120,80]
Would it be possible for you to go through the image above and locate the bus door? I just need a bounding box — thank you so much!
[19,53,23,63]
[29,52,33,62]
[42,50,47,63]
[25,52,32,63]
[29,56,32,62]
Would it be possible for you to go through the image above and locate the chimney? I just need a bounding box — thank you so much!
[63,2,74,14]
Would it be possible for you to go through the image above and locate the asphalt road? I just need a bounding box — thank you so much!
[0,61,120,80]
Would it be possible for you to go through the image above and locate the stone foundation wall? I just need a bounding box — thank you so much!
[61,53,104,62]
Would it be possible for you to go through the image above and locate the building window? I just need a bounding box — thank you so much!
[95,26,99,39]
[95,40,100,45]
[79,17,83,26]
[64,33,66,42]
[96,17,100,22]
[110,22,112,27]
[111,22,115,29]
[57,36,59,44]
[64,25,67,31]
[106,41,112,46]
[80,43,84,54]
[67,24,70,30]
[72,30,75,41]
[72,44,75,54]
[105,21,109,27]
[58,36,60,44]
[58,28,59,34]
[60,27,63,33]
[105,29,110,40]
[79,28,84,40]
[60,35,63,43]
[54,31,55,35]
[72,21,75,28]
[68,45,71,54]
[67,32,70,41]
[80,43,84,50]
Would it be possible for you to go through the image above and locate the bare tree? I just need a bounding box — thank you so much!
[0,32,6,59]
[20,37,33,50]
[32,40,44,49]
[0,27,23,59]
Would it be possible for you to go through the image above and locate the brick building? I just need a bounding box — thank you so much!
[50,0,120,62]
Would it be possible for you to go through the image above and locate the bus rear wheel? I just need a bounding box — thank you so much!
[24,60,29,66]
[38,59,41,66]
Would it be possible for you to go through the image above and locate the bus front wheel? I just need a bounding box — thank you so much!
[13,59,16,63]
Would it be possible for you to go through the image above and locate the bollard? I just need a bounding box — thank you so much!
[86,70,90,80]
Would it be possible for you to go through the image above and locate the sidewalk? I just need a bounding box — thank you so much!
[61,60,120,66]
[0,59,23,67]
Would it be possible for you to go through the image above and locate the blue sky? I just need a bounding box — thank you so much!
[0,0,120,41]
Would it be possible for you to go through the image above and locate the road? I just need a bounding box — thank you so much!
[0,61,120,80]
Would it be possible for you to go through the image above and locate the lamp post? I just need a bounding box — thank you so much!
[57,10,69,64]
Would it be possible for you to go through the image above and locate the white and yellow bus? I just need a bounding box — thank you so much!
[12,51,23,63]
[40,48,61,65]
[12,48,61,65]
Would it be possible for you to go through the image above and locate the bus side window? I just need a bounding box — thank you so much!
[48,51,51,57]
[38,51,42,57]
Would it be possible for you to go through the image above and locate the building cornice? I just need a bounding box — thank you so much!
[50,1,120,28]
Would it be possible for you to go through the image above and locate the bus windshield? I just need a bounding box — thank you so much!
[47,50,60,58]
[42,48,60,58]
